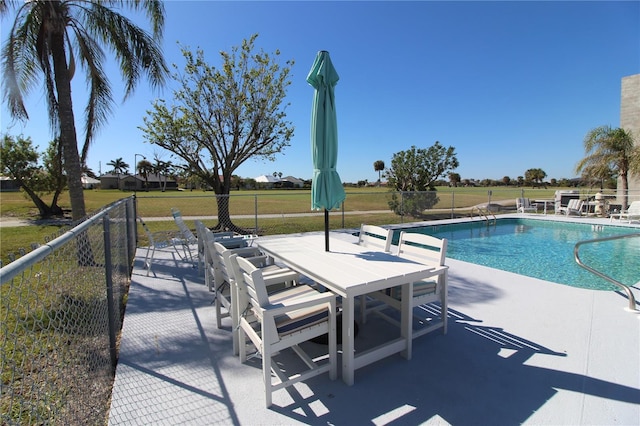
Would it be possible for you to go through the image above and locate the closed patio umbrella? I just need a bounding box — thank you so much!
[307,50,346,251]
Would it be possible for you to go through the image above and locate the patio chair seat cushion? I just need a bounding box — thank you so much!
[275,304,329,336]
[387,280,437,299]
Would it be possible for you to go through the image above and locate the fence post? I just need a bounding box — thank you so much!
[127,196,136,272]
[401,191,405,224]
[254,195,258,233]
[341,202,345,228]
[103,215,118,373]
[451,191,455,219]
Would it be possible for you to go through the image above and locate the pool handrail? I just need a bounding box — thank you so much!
[574,232,640,312]
[470,205,496,226]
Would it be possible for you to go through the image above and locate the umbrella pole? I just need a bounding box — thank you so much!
[324,209,330,251]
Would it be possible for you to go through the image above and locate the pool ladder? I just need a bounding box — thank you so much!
[574,232,640,312]
[470,206,496,226]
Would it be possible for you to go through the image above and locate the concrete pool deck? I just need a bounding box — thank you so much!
[108,215,640,425]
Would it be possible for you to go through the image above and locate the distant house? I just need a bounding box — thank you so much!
[99,173,177,191]
[280,176,304,188]
[254,175,280,189]
[0,176,20,192]
[81,174,100,189]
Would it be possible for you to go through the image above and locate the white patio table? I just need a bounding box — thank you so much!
[534,199,555,215]
[257,233,442,386]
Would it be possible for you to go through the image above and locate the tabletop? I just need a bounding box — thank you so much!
[257,234,435,298]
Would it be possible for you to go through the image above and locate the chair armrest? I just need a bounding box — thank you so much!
[232,247,263,258]
[245,255,270,267]
[262,291,335,317]
[263,269,299,287]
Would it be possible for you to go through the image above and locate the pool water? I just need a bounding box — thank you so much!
[403,218,640,291]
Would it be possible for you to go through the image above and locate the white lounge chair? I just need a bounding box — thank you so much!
[368,231,449,339]
[138,216,183,277]
[516,198,537,213]
[170,208,199,262]
[230,254,337,408]
[558,198,584,216]
[610,201,640,223]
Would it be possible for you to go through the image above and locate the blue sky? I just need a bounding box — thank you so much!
[1,1,639,184]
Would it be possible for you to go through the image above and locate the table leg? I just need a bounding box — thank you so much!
[342,297,355,386]
[400,282,412,360]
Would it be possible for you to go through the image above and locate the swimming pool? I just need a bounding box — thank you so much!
[401,218,640,291]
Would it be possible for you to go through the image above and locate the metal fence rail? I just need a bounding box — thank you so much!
[0,197,136,425]
[132,188,640,237]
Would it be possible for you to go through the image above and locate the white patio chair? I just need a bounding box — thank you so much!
[369,231,449,339]
[138,216,184,277]
[213,242,300,355]
[195,219,234,275]
[358,223,393,252]
[230,254,337,408]
[610,201,640,223]
[516,198,537,213]
[210,238,299,355]
[357,224,393,323]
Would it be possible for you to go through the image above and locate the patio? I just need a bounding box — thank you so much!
[108,227,640,425]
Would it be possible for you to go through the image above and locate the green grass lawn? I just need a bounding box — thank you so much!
[0,185,569,264]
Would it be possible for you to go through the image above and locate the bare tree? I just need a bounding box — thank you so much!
[140,35,294,233]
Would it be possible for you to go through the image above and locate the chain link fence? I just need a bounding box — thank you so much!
[134,188,640,238]
[0,197,136,425]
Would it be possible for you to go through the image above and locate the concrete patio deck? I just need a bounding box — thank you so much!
[108,218,640,425]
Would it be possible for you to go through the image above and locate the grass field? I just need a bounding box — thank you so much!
[1,186,570,264]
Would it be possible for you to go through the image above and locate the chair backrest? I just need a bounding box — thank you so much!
[212,241,235,285]
[171,208,197,244]
[627,201,640,213]
[566,199,581,210]
[230,254,277,342]
[358,224,392,252]
[516,198,534,208]
[137,216,155,244]
[397,231,447,268]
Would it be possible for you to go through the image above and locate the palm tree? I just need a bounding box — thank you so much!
[1,0,167,220]
[576,126,640,210]
[137,159,153,191]
[107,157,129,190]
[373,160,385,186]
[107,157,129,175]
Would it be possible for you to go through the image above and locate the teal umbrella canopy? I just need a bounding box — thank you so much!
[307,50,346,212]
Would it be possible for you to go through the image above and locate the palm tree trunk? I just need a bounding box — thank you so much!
[51,31,86,221]
[51,31,96,266]
[621,171,629,211]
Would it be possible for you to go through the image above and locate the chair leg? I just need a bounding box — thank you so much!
[143,247,151,272]
[441,271,448,335]
[215,288,223,329]
[263,346,273,408]
[146,246,157,276]
[359,295,367,324]
[239,328,247,362]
